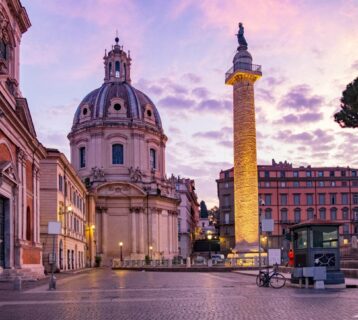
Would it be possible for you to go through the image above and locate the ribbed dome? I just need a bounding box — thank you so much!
[72,81,162,130]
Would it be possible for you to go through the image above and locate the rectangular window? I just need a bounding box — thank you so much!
[265,181,270,187]
[306,171,312,177]
[318,171,324,177]
[342,209,349,220]
[341,193,348,205]
[150,148,157,169]
[280,171,285,178]
[312,226,338,248]
[58,175,63,192]
[353,181,358,187]
[280,181,286,187]
[306,194,313,206]
[225,213,230,224]
[264,171,269,178]
[280,194,287,206]
[112,144,124,165]
[342,181,347,187]
[353,194,358,205]
[293,171,299,177]
[293,194,300,205]
[352,171,357,177]
[264,194,272,206]
[293,181,299,187]
[343,224,349,235]
[330,193,336,205]
[223,195,230,206]
[341,170,346,177]
[318,193,325,205]
[330,170,335,177]
[318,181,324,187]
[331,181,336,187]
[294,229,307,249]
[79,147,86,168]
[306,181,313,187]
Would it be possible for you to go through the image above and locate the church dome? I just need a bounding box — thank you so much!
[72,82,162,130]
[71,37,162,132]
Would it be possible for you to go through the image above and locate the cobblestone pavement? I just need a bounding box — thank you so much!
[0,269,357,320]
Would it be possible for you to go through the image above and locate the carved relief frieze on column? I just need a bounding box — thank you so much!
[17,148,26,240]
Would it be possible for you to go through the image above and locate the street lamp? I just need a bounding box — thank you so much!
[119,242,123,261]
[207,233,212,259]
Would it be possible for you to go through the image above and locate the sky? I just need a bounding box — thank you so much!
[20,0,358,208]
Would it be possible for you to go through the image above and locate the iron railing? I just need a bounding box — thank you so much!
[225,62,262,82]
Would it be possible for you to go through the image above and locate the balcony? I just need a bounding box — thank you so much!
[225,62,262,84]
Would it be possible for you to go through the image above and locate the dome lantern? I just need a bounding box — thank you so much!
[104,35,131,84]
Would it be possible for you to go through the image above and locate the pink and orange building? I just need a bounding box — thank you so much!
[217,160,358,252]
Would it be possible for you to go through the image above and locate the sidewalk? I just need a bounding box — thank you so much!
[233,269,358,288]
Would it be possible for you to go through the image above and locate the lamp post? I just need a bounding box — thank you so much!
[119,242,123,262]
[207,233,212,259]
[258,199,265,272]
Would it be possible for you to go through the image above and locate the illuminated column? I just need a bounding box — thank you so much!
[225,23,262,252]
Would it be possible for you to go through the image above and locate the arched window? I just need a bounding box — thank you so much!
[354,208,358,221]
[330,208,337,220]
[26,206,32,241]
[79,147,86,168]
[150,148,157,170]
[342,207,349,220]
[108,62,112,76]
[112,144,124,164]
[307,208,314,220]
[0,39,7,60]
[280,208,288,222]
[294,208,301,223]
[59,240,63,270]
[115,61,120,78]
[265,208,272,219]
[319,207,326,220]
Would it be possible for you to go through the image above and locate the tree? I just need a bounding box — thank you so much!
[199,201,208,218]
[334,77,358,128]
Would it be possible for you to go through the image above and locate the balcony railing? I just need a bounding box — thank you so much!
[225,62,262,82]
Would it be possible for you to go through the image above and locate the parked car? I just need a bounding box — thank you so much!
[211,254,225,264]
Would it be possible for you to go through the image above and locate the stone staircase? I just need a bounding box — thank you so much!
[0,268,45,282]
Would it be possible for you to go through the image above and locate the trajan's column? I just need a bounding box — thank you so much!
[225,23,262,255]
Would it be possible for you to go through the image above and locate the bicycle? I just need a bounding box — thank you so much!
[256,265,286,288]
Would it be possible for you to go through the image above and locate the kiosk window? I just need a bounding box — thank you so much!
[311,226,338,248]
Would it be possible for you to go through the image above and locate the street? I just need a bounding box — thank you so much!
[0,269,357,320]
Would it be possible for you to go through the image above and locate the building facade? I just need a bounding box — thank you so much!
[68,37,180,265]
[217,160,358,252]
[0,0,46,280]
[40,149,87,272]
[174,177,199,258]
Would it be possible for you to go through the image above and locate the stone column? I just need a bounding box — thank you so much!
[101,209,108,255]
[139,210,145,254]
[131,208,137,254]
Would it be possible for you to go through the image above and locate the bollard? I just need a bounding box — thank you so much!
[186,257,191,268]
[13,276,22,291]
[208,259,213,267]
[49,274,56,290]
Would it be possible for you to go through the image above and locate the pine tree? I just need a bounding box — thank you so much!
[334,77,358,128]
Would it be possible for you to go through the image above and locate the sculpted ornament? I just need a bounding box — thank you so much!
[128,166,142,182]
[91,166,105,181]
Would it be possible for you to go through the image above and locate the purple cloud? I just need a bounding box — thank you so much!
[352,60,358,70]
[257,88,275,103]
[263,76,285,86]
[279,85,324,111]
[192,87,209,99]
[182,73,201,83]
[274,112,323,124]
[197,99,231,112]
[158,96,195,109]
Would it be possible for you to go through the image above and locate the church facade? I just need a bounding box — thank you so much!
[68,37,180,265]
[0,0,45,279]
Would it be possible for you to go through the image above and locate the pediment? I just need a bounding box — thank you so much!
[0,161,18,186]
[96,182,146,198]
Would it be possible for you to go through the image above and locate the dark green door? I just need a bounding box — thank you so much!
[0,198,4,267]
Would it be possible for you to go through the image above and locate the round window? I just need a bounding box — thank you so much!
[82,108,88,115]
[147,109,152,117]
[114,103,121,111]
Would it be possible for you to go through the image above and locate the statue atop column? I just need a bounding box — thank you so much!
[237,22,248,50]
